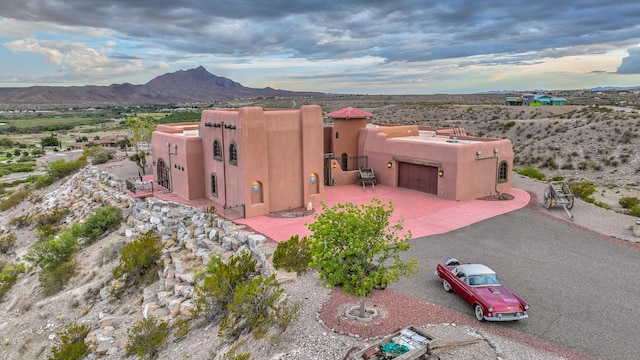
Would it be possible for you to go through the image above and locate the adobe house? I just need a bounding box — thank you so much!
[325,108,513,201]
[150,105,324,218]
[148,105,514,218]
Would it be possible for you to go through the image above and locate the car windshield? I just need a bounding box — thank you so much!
[467,274,500,286]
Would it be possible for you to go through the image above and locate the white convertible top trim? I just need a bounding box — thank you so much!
[455,264,496,276]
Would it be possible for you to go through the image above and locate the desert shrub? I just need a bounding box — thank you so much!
[112,230,162,293]
[272,235,311,273]
[195,251,297,340]
[0,233,17,253]
[629,205,640,217]
[0,188,30,211]
[569,181,596,200]
[194,251,260,322]
[48,323,91,360]
[221,344,252,360]
[125,316,170,360]
[550,175,564,181]
[81,206,122,244]
[32,207,69,227]
[503,120,516,129]
[97,239,126,266]
[0,262,26,299]
[36,225,56,241]
[220,275,286,339]
[40,260,76,296]
[34,157,87,189]
[619,196,640,209]
[26,224,81,269]
[514,166,546,181]
[88,148,116,165]
[7,214,29,228]
[172,318,190,339]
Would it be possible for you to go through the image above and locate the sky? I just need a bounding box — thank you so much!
[1,1,640,94]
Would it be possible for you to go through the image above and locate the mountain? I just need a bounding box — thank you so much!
[0,66,325,109]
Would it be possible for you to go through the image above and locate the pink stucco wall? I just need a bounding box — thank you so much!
[358,126,513,201]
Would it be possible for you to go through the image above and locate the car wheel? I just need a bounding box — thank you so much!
[474,304,485,322]
[442,279,452,292]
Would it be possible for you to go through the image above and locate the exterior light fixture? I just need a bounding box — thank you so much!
[332,162,338,169]
[476,150,482,159]
[387,161,393,168]
[438,169,444,177]
[493,148,499,156]
[250,182,261,193]
[309,174,317,185]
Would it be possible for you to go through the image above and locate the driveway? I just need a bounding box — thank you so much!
[393,206,640,360]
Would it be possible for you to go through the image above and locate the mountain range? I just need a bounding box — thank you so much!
[0,66,325,109]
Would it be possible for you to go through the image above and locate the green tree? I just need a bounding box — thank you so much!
[41,134,61,148]
[307,198,419,318]
[125,116,156,153]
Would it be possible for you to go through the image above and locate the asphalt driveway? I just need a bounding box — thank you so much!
[393,207,640,360]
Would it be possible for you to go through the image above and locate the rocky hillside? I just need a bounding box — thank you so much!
[0,165,297,359]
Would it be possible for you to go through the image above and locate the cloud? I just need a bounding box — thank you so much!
[617,47,640,74]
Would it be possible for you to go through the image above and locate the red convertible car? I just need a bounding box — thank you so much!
[435,259,529,322]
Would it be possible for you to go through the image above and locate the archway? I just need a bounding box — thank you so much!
[157,158,170,190]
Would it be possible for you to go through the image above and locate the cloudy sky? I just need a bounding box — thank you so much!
[1,1,640,94]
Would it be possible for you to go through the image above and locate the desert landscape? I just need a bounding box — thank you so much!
[1,84,640,359]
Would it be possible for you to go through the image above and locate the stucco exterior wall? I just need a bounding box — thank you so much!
[332,117,366,160]
[197,105,324,218]
[358,126,513,201]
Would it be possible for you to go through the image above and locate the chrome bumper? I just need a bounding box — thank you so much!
[484,312,528,321]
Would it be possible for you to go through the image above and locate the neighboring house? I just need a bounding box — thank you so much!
[508,93,567,106]
[148,106,514,218]
[68,135,128,150]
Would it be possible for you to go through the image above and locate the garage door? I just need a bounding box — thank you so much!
[398,162,438,194]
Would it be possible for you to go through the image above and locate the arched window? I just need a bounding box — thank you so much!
[213,139,222,160]
[498,161,508,182]
[229,142,238,165]
[210,173,218,197]
[341,153,348,171]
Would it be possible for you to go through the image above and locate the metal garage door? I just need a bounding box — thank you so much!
[398,162,438,194]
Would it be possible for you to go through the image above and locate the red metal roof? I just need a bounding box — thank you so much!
[327,107,373,119]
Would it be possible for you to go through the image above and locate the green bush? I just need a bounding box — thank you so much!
[194,252,260,322]
[0,262,26,299]
[619,196,640,209]
[195,251,298,340]
[125,316,170,360]
[81,206,122,244]
[33,157,87,189]
[0,189,30,211]
[40,260,76,296]
[272,235,311,273]
[503,120,516,129]
[26,225,81,269]
[113,230,162,293]
[569,181,596,200]
[514,166,546,181]
[0,233,17,253]
[48,323,91,360]
[629,204,640,217]
[550,175,565,181]
[221,275,287,339]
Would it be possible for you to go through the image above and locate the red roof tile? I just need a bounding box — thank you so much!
[327,107,373,119]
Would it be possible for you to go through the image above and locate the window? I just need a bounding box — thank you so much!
[229,142,238,165]
[213,140,222,160]
[498,161,508,182]
[210,173,218,197]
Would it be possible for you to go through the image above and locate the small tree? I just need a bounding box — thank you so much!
[308,198,419,318]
